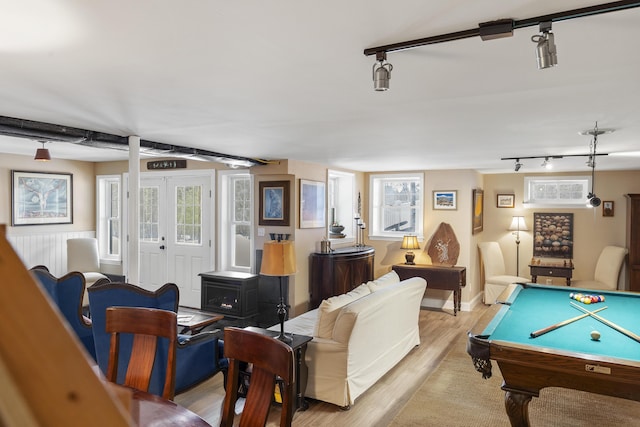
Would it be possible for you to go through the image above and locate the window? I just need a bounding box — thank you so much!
[369,173,423,239]
[139,186,159,242]
[97,175,121,261]
[175,185,202,244]
[328,170,355,241]
[523,176,591,207]
[219,170,252,271]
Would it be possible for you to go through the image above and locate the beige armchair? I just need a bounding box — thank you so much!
[478,242,529,304]
[67,238,109,306]
[572,246,628,290]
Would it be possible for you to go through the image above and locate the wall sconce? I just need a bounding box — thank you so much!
[34,142,51,161]
[400,235,420,265]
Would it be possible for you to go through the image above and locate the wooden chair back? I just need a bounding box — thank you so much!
[220,327,294,427]
[105,306,178,400]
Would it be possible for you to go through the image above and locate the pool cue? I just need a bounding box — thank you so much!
[530,306,608,338]
[570,302,640,344]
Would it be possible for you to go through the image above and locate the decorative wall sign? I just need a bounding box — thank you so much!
[496,193,515,208]
[11,170,73,226]
[472,189,484,235]
[300,179,326,228]
[433,190,457,210]
[259,180,290,226]
[147,160,187,170]
[533,212,573,258]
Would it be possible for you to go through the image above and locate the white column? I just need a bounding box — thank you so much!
[127,136,140,284]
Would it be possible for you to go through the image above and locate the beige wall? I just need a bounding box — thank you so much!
[1,153,96,235]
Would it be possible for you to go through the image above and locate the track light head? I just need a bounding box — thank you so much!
[373,51,392,91]
[541,157,553,170]
[587,192,601,207]
[532,22,557,69]
[514,159,522,172]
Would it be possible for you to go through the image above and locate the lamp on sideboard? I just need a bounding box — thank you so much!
[260,239,296,343]
[400,235,420,265]
[508,216,528,275]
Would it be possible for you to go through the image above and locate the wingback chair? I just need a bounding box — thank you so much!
[572,246,628,290]
[67,238,109,308]
[478,242,529,304]
[30,266,96,359]
[87,281,226,396]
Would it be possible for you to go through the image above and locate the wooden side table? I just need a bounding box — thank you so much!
[177,309,223,334]
[242,327,313,412]
[392,264,466,316]
[529,264,574,286]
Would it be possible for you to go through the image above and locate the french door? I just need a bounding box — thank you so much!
[138,173,213,308]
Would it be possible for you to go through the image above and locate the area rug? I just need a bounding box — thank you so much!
[390,332,640,426]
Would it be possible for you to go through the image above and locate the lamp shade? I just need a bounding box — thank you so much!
[401,235,420,250]
[261,240,296,276]
[34,146,51,161]
[508,216,528,232]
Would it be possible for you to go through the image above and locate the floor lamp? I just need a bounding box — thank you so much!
[260,239,296,343]
[509,216,528,276]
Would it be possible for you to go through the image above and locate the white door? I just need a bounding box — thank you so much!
[139,173,213,308]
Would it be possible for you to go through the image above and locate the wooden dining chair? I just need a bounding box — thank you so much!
[105,306,178,400]
[220,327,295,427]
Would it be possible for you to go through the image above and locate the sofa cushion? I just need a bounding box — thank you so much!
[314,283,371,338]
[366,270,400,292]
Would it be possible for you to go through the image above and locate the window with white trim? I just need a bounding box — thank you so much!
[219,170,252,271]
[369,173,423,239]
[328,170,355,241]
[96,175,121,260]
[523,176,591,207]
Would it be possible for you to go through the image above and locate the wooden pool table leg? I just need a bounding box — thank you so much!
[503,388,535,427]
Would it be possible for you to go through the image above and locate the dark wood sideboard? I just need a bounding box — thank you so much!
[627,194,640,291]
[309,246,374,309]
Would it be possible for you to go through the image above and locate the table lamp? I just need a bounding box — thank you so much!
[260,239,296,342]
[509,216,528,275]
[401,235,420,265]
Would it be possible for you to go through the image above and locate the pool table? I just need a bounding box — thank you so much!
[467,283,640,427]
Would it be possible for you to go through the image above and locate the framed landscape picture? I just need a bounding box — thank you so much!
[11,170,73,226]
[259,180,290,226]
[300,179,326,228]
[496,193,515,208]
[433,190,457,210]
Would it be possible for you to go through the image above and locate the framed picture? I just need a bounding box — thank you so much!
[300,179,326,228]
[533,212,573,258]
[472,189,484,235]
[11,170,73,226]
[433,190,457,210]
[603,201,614,217]
[258,180,290,226]
[496,193,515,208]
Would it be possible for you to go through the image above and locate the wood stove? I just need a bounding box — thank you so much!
[200,271,259,319]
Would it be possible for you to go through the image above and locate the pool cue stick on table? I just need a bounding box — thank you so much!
[570,302,640,344]
[530,306,608,338]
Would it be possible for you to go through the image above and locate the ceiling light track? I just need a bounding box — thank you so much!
[363,1,640,56]
[0,115,267,167]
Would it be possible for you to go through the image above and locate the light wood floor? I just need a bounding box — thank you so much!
[175,304,490,426]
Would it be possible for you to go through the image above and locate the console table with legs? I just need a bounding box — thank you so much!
[529,263,573,286]
[392,264,466,315]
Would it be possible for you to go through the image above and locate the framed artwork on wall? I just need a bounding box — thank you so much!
[300,179,326,228]
[11,170,73,226]
[496,193,515,208]
[603,201,614,217]
[258,180,290,226]
[433,190,457,210]
[472,189,484,235]
[533,212,573,258]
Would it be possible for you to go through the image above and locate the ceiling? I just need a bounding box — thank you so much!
[1,0,639,173]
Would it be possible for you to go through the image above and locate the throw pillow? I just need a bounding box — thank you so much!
[314,283,371,338]
[367,270,400,292]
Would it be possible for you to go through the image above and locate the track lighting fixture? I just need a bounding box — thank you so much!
[34,141,51,161]
[582,122,612,208]
[514,159,522,172]
[373,51,392,91]
[541,157,553,170]
[531,21,557,69]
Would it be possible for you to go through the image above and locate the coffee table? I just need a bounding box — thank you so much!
[177,309,223,334]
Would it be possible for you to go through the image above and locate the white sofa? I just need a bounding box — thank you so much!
[270,271,427,408]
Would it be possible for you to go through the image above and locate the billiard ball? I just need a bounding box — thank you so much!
[590,330,601,340]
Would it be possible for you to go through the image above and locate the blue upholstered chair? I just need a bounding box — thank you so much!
[30,266,97,359]
[87,281,226,396]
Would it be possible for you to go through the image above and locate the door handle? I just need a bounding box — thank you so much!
[160,245,165,250]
